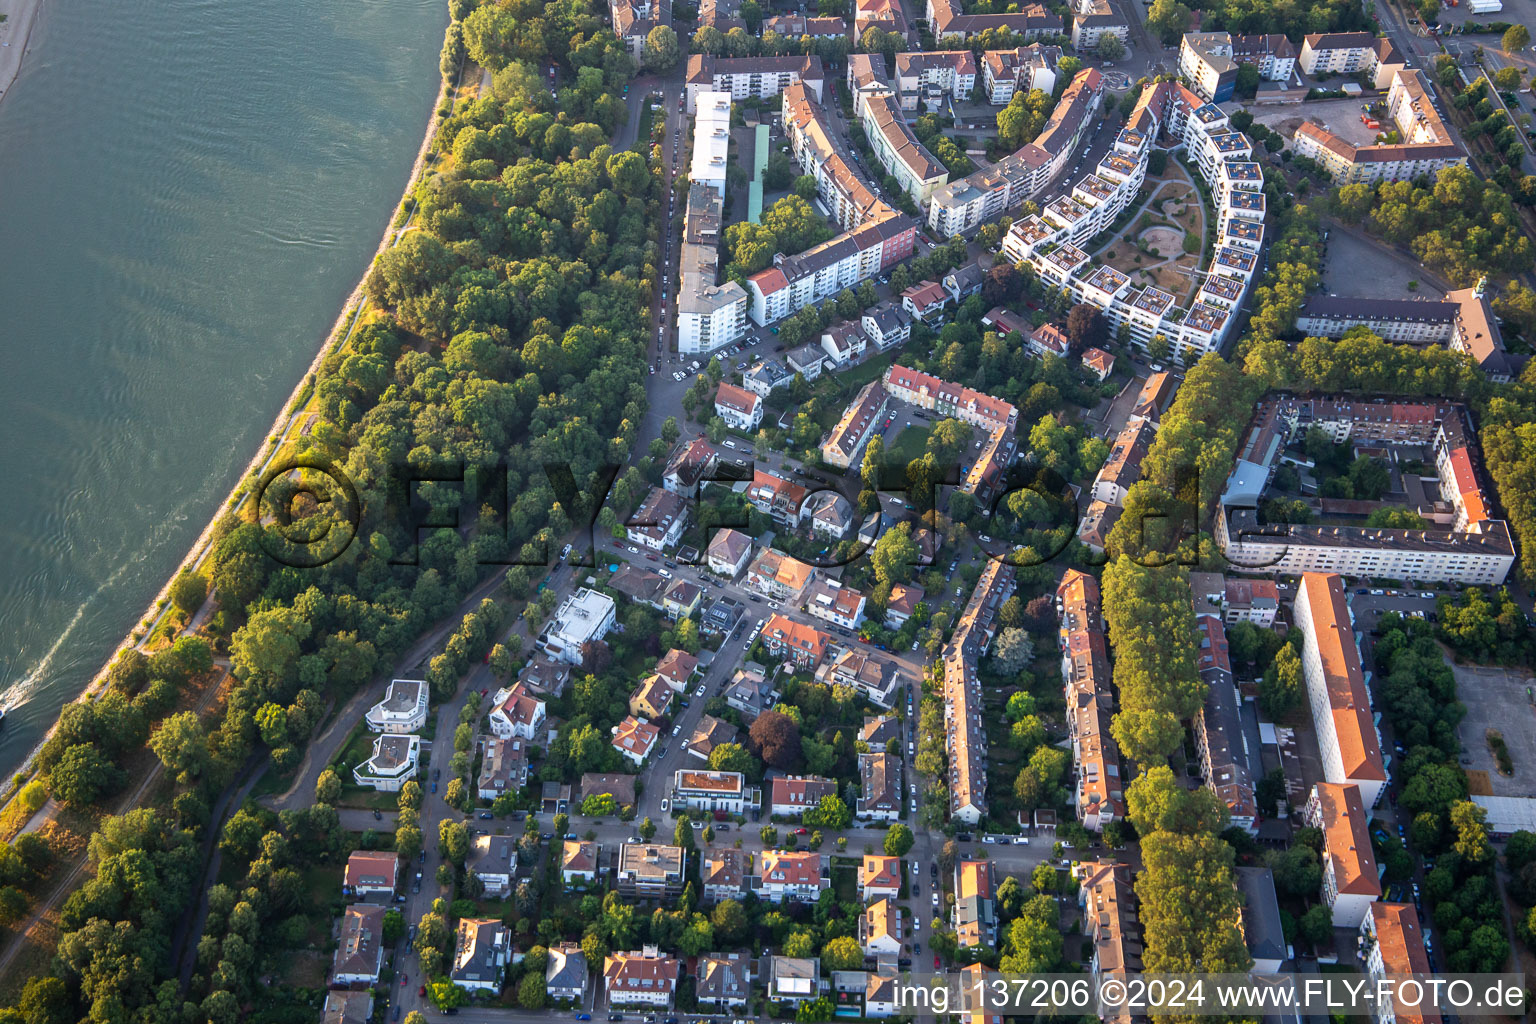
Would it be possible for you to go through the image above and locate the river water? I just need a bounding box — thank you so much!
[0,0,446,777]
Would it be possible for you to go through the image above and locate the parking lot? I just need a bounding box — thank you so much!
[1452,663,1536,797]
[1320,226,1447,301]
[1250,96,1388,148]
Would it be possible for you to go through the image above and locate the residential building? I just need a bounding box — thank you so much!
[679,169,749,356]
[489,683,546,741]
[815,644,899,708]
[702,848,750,903]
[860,897,904,955]
[944,262,985,304]
[744,359,795,395]
[611,715,660,766]
[343,851,398,897]
[927,0,1061,41]
[628,674,675,720]
[1193,614,1258,834]
[609,564,667,607]
[884,582,923,628]
[627,486,690,552]
[944,558,1015,823]
[667,578,703,617]
[562,841,602,887]
[725,661,773,720]
[1090,418,1153,505]
[921,66,1105,237]
[802,490,855,539]
[895,50,977,108]
[786,343,826,380]
[746,549,817,601]
[822,380,890,469]
[714,382,764,431]
[616,845,687,899]
[804,579,867,630]
[322,992,373,1024]
[1447,280,1513,382]
[1058,569,1123,830]
[517,652,571,696]
[364,678,428,734]
[953,859,997,949]
[900,280,950,322]
[1361,903,1439,1024]
[1236,867,1287,973]
[546,944,589,1002]
[746,206,915,327]
[706,528,754,578]
[856,752,901,821]
[685,714,738,761]
[820,322,869,366]
[610,0,672,60]
[1291,68,1463,185]
[1077,860,1141,1013]
[604,948,682,1006]
[855,0,906,35]
[861,301,912,350]
[1293,574,1387,807]
[696,953,753,1010]
[331,905,387,985]
[352,734,420,792]
[747,468,809,524]
[671,769,762,814]
[1069,0,1127,48]
[543,588,617,664]
[686,55,825,113]
[466,835,517,897]
[865,969,900,1018]
[770,775,838,817]
[762,12,847,35]
[862,92,950,205]
[860,854,902,900]
[1178,32,1295,102]
[664,436,720,494]
[451,919,511,992]
[476,737,529,800]
[759,850,829,903]
[1028,322,1071,358]
[1297,32,1402,84]
[860,715,901,750]
[982,44,1059,104]
[579,772,637,811]
[768,956,822,1003]
[702,595,745,638]
[1305,782,1381,928]
[655,648,700,691]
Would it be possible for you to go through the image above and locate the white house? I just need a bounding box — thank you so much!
[364,679,429,734]
[331,905,387,985]
[605,947,682,1006]
[562,840,602,887]
[546,944,589,1002]
[488,683,547,741]
[860,898,903,956]
[758,850,829,903]
[343,851,399,898]
[466,835,518,897]
[714,382,764,431]
[352,734,420,792]
[672,770,762,815]
[612,715,660,766]
[543,588,617,665]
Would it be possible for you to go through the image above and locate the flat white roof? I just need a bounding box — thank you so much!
[691,91,733,188]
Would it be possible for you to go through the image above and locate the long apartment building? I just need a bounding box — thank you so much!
[1192,613,1258,833]
[928,67,1103,237]
[927,0,1062,40]
[748,93,917,326]
[1297,32,1404,85]
[1362,903,1440,1024]
[861,92,950,205]
[782,82,899,232]
[981,44,1060,104]
[679,116,749,356]
[1217,396,1516,585]
[881,363,1018,500]
[1178,31,1297,102]
[942,559,1015,824]
[1003,82,1263,365]
[1295,282,1511,381]
[1292,68,1464,185]
[821,379,889,469]
[684,54,824,113]
[1293,573,1387,808]
[1304,782,1381,928]
[1077,860,1141,1024]
[1057,570,1124,831]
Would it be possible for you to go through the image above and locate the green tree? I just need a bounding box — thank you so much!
[1502,24,1529,52]
[50,744,123,807]
[169,571,207,617]
[315,768,342,805]
[643,25,681,72]
[821,935,864,970]
[884,823,915,857]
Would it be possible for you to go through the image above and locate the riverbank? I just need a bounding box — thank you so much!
[0,0,43,105]
[0,7,469,829]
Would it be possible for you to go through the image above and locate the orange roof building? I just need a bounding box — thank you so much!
[1363,903,1440,1024]
[1057,569,1124,831]
[1305,782,1381,927]
[1294,574,1386,808]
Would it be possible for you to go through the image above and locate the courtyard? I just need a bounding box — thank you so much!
[1092,171,1206,301]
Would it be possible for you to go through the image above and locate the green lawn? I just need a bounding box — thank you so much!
[885,425,931,465]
